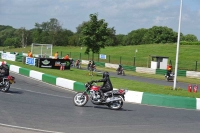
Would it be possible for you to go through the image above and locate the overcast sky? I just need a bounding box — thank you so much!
[0,0,200,40]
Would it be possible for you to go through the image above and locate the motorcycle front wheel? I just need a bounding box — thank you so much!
[1,80,10,92]
[73,92,88,107]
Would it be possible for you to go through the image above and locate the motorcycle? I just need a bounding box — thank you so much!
[73,81,128,110]
[117,67,125,76]
[0,75,15,92]
[165,72,174,81]
[89,64,96,72]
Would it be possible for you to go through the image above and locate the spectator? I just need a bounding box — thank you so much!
[28,50,33,57]
[63,54,69,60]
[54,52,59,59]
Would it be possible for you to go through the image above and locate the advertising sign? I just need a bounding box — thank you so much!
[26,57,36,66]
[38,58,70,69]
[99,54,106,59]
[1,53,16,61]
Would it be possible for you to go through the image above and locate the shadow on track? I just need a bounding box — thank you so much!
[6,90,24,94]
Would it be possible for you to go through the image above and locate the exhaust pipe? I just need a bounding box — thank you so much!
[106,97,122,103]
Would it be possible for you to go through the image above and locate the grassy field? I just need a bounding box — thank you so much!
[2,44,200,71]
[3,59,200,98]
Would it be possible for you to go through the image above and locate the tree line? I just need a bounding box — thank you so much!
[0,13,199,52]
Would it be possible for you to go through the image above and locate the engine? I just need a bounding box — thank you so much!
[90,90,101,100]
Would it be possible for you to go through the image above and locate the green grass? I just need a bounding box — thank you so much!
[3,59,200,98]
[2,44,200,71]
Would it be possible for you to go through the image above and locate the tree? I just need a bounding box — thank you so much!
[182,34,198,42]
[80,13,109,55]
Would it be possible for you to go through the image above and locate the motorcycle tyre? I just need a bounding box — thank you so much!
[73,92,88,107]
[107,96,123,110]
[122,71,125,76]
[1,80,10,92]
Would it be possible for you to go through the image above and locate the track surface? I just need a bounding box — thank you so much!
[0,72,200,133]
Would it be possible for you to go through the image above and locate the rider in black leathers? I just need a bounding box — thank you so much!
[94,71,113,101]
[0,62,9,81]
[166,67,172,77]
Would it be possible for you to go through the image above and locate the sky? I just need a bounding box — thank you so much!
[0,0,200,40]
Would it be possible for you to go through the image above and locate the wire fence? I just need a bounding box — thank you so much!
[59,51,200,72]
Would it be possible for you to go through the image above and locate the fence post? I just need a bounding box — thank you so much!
[109,55,110,63]
[120,56,122,64]
[133,56,136,66]
[195,61,198,71]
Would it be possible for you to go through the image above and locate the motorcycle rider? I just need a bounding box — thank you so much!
[166,67,172,78]
[87,60,92,70]
[117,64,122,73]
[93,71,113,101]
[75,59,80,67]
[0,61,9,79]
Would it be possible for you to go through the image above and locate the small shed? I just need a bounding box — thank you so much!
[150,55,169,69]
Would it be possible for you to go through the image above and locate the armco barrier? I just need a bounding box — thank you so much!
[42,74,57,85]
[105,63,118,69]
[73,82,85,92]
[30,70,44,81]
[186,71,200,79]
[125,91,143,104]
[177,70,186,77]
[123,65,136,71]
[142,92,196,109]
[10,65,20,73]
[95,62,105,67]
[136,67,156,74]
[56,78,75,90]
[3,62,200,110]
[19,67,30,76]
[156,69,167,75]
[197,98,200,110]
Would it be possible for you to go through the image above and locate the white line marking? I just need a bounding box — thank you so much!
[0,123,66,133]
[12,87,72,99]
[0,92,14,95]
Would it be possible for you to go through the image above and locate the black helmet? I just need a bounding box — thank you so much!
[103,71,109,78]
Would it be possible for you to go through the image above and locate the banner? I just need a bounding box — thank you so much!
[99,54,106,59]
[38,58,71,69]
[26,57,36,66]
[1,53,16,61]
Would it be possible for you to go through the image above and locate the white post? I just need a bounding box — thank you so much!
[173,0,183,90]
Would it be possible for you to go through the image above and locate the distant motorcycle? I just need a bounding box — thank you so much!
[0,75,15,92]
[73,81,128,110]
[164,72,174,81]
[116,67,125,76]
[89,64,96,72]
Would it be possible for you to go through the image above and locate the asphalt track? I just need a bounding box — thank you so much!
[0,72,200,133]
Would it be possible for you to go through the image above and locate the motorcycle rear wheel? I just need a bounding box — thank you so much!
[73,92,88,107]
[1,80,10,92]
[107,96,123,110]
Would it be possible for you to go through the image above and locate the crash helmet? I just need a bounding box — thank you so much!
[103,71,109,78]
[1,61,7,65]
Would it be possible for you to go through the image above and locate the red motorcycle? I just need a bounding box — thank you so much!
[73,81,127,110]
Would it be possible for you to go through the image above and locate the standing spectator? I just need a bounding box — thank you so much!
[63,54,69,60]
[54,52,59,59]
[28,50,33,57]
